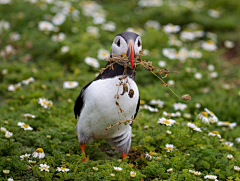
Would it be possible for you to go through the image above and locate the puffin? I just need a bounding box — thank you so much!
[74,32,142,162]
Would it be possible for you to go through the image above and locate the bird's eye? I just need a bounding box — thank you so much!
[138,40,141,47]
[117,39,120,47]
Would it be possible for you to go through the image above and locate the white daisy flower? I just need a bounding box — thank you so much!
[188,50,202,59]
[144,20,161,30]
[163,23,181,33]
[167,168,173,173]
[3,170,10,174]
[110,173,115,177]
[194,72,202,80]
[138,0,163,7]
[180,30,196,41]
[92,167,98,171]
[23,113,36,118]
[183,113,191,119]
[93,16,106,25]
[38,98,53,109]
[165,144,174,152]
[84,56,100,68]
[5,131,13,139]
[224,40,235,48]
[101,21,116,32]
[113,167,122,172]
[20,153,31,160]
[97,49,110,60]
[17,122,33,131]
[149,99,164,108]
[146,105,158,112]
[39,163,50,172]
[0,0,11,4]
[201,40,217,51]
[52,13,66,26]
[193,30,204,37]
[223,141,234,147]
[173,102,187,111]
[0,20,10,33]
[187,123,202,132]
[130,171,136,177]
[7,178,14,181]
[194,171,201,176]
[38,21,54,31]
[63,81,79,89]
[10,32,21,41]
[1,127,7,133]
[145,152,153,161]
[207,64,215,71]
[234,166,240,171]
[7,83,22,91]
[22,77,35,85]
[197,111,209,124]
[207,9,221,18]
[235,137,240,144]
[166,130,172,135]
[209,72,218,78]
[217,121,237,129]
[162,48,177,60]
[86,26,100,38]
[56,167,70,172]
[195,103,201,108]
[204,174,218,181]
[227,154,233,159]
[61,46,70,55]
[208,131,221,138]
[189,169,195,174]
[158,60,166,67]
[167,80,175,86]
[158,117,176,126]
[51,32,65,42]
[32,148,45,159]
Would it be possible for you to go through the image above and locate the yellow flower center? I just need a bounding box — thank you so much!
[140,100,145,105]
[210,111,214,115]
[195,172,201,176]
[207,40,213,44]
[22,124,29,128]
[47,102,52,107]
[36,148,44,153]
[167,147,172,151]
[42,166,47,170]
[68,82,73,86]
[61,168,66,170]
[149,151,157,156]
[212,131,220,135]
[167,113,171,116]
[43,101,48,105]
[163,120,171,124]
[224,121,230,125]
[69,6,75,12]
[201,112,208,117]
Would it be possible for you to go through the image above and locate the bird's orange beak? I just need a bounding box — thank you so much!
[127,42,135,68]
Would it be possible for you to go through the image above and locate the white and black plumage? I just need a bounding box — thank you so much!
[74,32,142,162]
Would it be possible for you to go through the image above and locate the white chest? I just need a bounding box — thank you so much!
[76,76,139,140]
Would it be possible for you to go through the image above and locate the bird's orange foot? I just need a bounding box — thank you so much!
[122,153,128,162]
[80,144,87,163]
[82,156,86,163]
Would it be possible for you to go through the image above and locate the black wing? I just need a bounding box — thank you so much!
[130,95,140,127]
[74,82,92,119]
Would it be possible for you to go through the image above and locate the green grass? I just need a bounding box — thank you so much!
[1,0,240,180]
